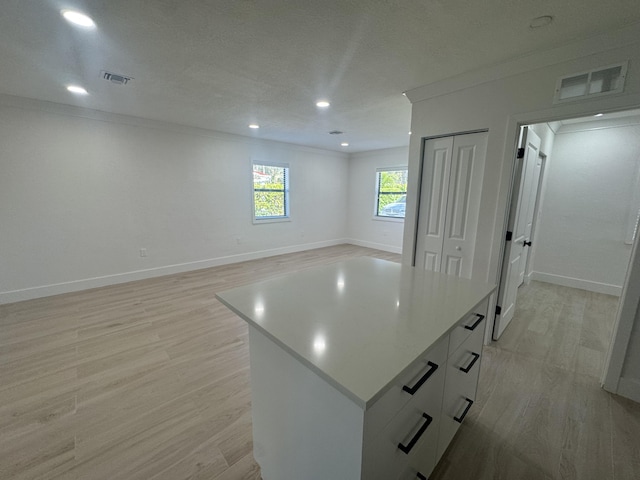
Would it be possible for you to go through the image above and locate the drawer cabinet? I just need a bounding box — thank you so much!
[362,335,448,479]
[363,301,488,480]
[437,313,485,461]
[364,334,449,438]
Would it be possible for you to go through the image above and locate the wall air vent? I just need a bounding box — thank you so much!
[101,71,133,85]
[553,62,627,104]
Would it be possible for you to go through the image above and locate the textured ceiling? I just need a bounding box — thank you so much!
[1,1,640,152]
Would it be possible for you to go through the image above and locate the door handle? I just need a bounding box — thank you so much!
[523,240,532,247]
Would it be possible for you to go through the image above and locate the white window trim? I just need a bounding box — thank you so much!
[373,166,408,221]
[252,160,291,224]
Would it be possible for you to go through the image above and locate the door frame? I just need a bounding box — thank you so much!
[495,108,640,392]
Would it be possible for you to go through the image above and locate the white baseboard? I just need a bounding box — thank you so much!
[345,238,403,254]
[0,239,348,305]
[617,377,640,403]
[530,271,622,296]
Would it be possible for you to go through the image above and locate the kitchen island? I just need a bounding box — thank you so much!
[216,257,495,480]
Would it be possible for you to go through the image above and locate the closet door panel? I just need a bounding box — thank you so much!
[441,132,487,279]
[415,137,454,271]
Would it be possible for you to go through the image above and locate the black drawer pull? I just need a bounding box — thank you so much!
[464,313,485,331]
[398,412,432,454]
[417,474,427,480]
[459,352,480,373]
[402,361,438,395]
[454,397,474,423]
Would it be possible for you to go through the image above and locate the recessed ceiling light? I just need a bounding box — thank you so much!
[594,113,604,117]
[249,124,260,129]
[316,101,330,108]
[66,85,88,95]
[341,142,349,147]
[529,15,553,29]
[61,10,96,28]
[408,131,412,135]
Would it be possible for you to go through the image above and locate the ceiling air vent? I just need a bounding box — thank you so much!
[101,70,133,85]
[553,62,627,103]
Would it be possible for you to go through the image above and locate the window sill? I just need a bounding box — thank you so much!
[372,216,405,223]
[253,217,292,225]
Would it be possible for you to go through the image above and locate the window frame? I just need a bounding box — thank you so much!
[374,167,408,221]
[252,160,291,224]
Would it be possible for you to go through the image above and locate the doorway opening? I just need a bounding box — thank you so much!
[493,108,640,381]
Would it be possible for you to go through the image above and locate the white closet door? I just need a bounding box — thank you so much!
[415,132,487,279]
[415,137,454,272]
[440,133,487,278]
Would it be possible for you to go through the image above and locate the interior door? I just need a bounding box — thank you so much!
[414,136,454,272]
[493,127,541,339]
[414,132,487,278]
[440,133,487,277]
[519,153,544,285]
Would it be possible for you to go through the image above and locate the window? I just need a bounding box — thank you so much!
[253,162,290,221]
[375,168,408,218]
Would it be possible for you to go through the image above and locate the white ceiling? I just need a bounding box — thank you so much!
[2,1,640,152]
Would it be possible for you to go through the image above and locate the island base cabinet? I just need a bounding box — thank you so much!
[248,326,365,480]
[245,300,490,480]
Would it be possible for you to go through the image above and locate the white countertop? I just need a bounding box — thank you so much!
[216,257,495,409]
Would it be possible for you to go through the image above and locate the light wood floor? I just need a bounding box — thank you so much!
[1,246,639,479]
[0,245,399,480]
[431,280,640,480]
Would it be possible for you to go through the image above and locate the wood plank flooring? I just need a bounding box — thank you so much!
[0,245,398,480]
[431,281,640,480]
[2,246,639,479]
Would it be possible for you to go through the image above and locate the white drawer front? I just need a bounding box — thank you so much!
[363,345,446,480]
[364,334,448,437]
[437,323,484,460]
[448,299,488,357]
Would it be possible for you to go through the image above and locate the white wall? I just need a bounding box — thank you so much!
[347,147,408,253]
[0,98,349,303]
[529,118,640,295]
[403,23,640,400]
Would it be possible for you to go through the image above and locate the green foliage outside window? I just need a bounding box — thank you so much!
[253,164,289,219]
[254,186,286,217]
[377,169,408,217]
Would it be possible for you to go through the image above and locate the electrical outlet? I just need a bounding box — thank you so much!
[140,248,147,257]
